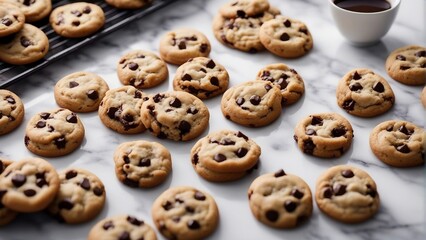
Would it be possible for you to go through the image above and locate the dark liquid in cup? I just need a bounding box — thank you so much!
[334,0,391,13]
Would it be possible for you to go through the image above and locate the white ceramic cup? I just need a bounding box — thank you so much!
[329,0,401,46]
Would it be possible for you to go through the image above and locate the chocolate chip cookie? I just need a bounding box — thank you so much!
[48,168,106,224]
[88,215,157,240]
[159,28,211,65]
[25,108,85,157]
[50,2,105,38]
[105,0,152,9]
[256,63,305,105]
[98,86,148,134]
[152,186,219,240]
[4,0,52,22]
[315,165,380,223]
[0,3,25,37]
[0,89,25,135]
[248,169,313,228]
[54,71,110,113]
[173,57,229,99]
[140,91,210,141]
[259,15,313,58]
[191,130,261,182]
[369,120,425,167]
[294,112,354,158]
[219,0,270,18]
[385,45,426,86]
[0,158,17,226]
[114,140,172,188]
[117,50,169,89]
[336,68,395,117]
[0,23,49,65]
[0,157,60,213]
[221,80,282,127]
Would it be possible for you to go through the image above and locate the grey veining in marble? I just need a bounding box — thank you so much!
[0,0,425,239]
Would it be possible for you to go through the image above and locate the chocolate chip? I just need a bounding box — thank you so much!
[127,216,143,226]
[396,144,410,153]
[128,62,138,71]
[12,174,26,187]
[305,129,316,135]
[220,139,235,145]
[199,43,208,53]
[311,116,323,125]
[236,148,248,157]
[20,36,32,48]
[214,153,227,162]
[24,189,36,197]
[352,71,361,80]
[186,206,195,213]
[343,100,355,111]
[341,169,354,178]
[323,187,333,198]
[103,221,114,230]
[284,200,297,212]
[333,184,346,196]
[280,33,290,41]
[139,158,151,167]
[134,91,142,99]
[68,81,79,88]
[87,90,99,100]
[398,125,413,135]
[372,82,385,93]
[236,10,246,18]
[366,185,377,198]
[40,112,50,119]
[400,66,410,70]
[80,178,91,190]
[1,18,12,26]
[415,50,426,57]
[274,169,286,177]
[331,127,346,137]
[283,19,291,27]
[187,107,198,114]
[395,55,406,61]
[192,154,199,165]
[36,177,47,188]
[93,187,103,196]
[178,41,186,49]
[200,68,207,73]
[236,97,245,106]
[250,95,261,105]
[172,216,181,222]
[206,60,216,69]
[54,137,66,149]
[157,131,167,139]
[118,231,130,240]
[299,28,308,34]
[72,20,80,26]
[71,10,82,17]
[265,84,272,91]
[265,210,279,222]
[349,82,363,91]
[83,6,91,14]
[58,199,74,210]
[303,139,315,154]
[210,77,219,86]
[178,120,191,135]
[123,177,139,187]
[66,114,78,123]
[36,121,46,128]
[182,73,192,81]
[291,189,304,199]
[194,191,206,201]
[107,107,119,119]
[24,136,29,146]
[169,98,182,108]
[237,131,249,140]
[187,220,200,229]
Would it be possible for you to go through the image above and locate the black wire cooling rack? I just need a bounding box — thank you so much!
[0,0,180,88]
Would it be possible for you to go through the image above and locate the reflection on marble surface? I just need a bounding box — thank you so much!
[0,0,424,239]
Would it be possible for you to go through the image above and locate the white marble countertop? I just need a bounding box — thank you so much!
[0,0,425,239]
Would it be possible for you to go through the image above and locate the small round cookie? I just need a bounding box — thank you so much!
[0,157,60,213]
[336,68,395,117]
[256,63,305,105]
[0,3,25,37]
[369,120,425,167]
[248,169,313,228]
[98,86,148,134]
[315,165,380,223]
[191,130,261,173]
[25,108,85,157]
[48,168,106,224]
[113,140,172,188]
[421,86,426,108]
[152,186,219,240]
[4,0,52,22]
[159,28,211,65]
[385,45,426,86]
[259,15,313,58]
[173,57,229,99]
[117,50,168,89]
[105,0,152,9]
[219,0,270,18]
[0,89,24,135]
[54,72,109,113]
[88,215,157,240]
[140,91,210,141]
[0,158,17,226]
[0,23,49,65]
[293,112,354,158]
[221,80,282,127]
[50,2,105,38]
